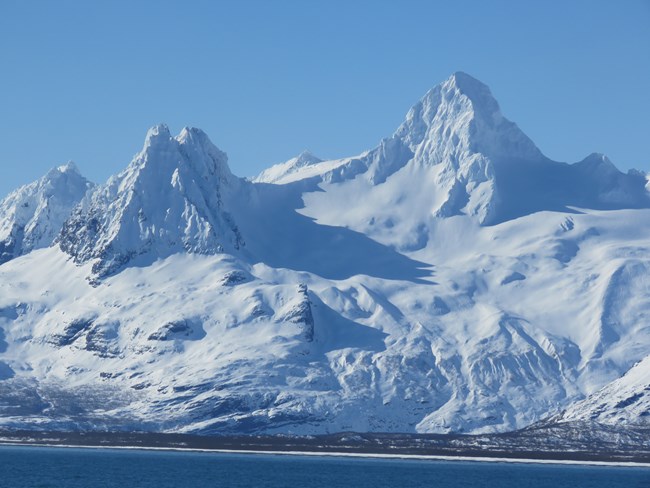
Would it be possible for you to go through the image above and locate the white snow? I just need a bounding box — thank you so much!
[0,73,649,436]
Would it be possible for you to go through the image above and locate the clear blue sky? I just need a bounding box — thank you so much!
[1,0,649,197]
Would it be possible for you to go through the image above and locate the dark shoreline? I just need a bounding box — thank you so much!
[1,424,649,465]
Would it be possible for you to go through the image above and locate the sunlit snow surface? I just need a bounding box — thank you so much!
[0,73,649,435]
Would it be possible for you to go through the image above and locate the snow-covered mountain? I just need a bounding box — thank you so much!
[0,72,648,437]
[258,72,648,229]
[0,162,93,265]
[58,125,244,278]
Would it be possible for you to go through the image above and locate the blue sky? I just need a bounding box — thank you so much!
[1,0,649,196]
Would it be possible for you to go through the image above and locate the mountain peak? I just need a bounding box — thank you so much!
[0,163,92,264]
[295,150,322,165]
[580,152,613,166]
[56,161,80,175]
[395,72,541,165]
[449,70,481,84]
[574,152,620,179]
[131,125,233,181]
[446,71,489,92]
[177,126,211,143]
[139,124,176,161]
[443,71,501,116]
[45,161,81,181]
[59,125,243,278]
[254,150,323,184]
[145,123,171,139]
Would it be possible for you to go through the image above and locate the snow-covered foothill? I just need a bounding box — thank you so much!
[558,355,650,425]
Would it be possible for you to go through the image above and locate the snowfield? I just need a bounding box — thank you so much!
[0,72,648,436]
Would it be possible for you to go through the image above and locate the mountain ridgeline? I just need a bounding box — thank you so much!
[0,72,649,438]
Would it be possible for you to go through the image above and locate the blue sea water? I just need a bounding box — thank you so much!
[0,446,649,488]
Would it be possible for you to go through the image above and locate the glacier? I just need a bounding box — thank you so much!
[0,72,648,436]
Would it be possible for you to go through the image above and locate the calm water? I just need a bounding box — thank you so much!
[0,446,649,488]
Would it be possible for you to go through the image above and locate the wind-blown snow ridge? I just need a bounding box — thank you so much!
[0,73,649,438]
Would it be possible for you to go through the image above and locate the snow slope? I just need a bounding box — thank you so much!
[559,355,650,426]
[0,72,648,436]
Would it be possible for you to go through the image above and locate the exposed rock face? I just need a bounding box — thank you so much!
[277,284,314,342]
[148,320,204,342]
